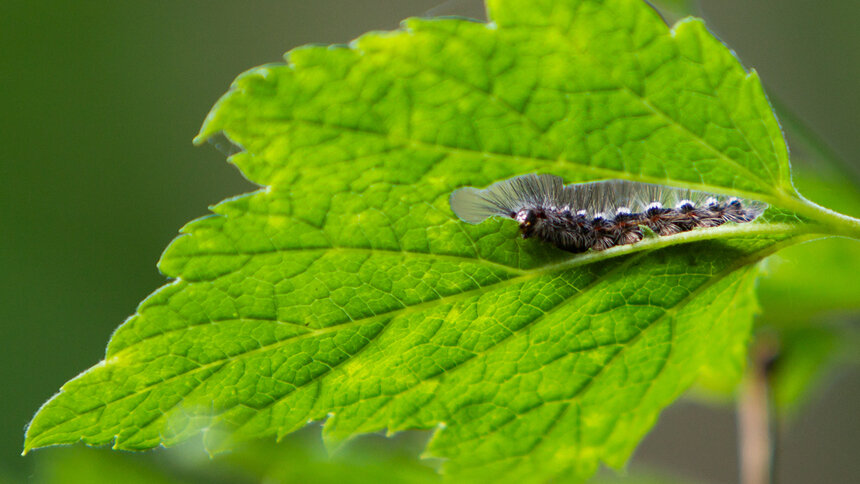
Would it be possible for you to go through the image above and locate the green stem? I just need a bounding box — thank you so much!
[773,192,860,240]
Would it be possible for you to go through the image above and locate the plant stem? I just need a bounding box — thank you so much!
[774,193,860,240]
[738,335,778,484]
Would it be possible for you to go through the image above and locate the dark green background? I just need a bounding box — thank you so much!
[2,1,858,482]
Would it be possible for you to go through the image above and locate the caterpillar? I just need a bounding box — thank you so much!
[450,174,766,253]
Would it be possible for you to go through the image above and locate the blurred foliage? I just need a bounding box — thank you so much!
[768,325,844,416]
[32,448,184,484]
[30,427,438,484]
[591,470,698,484]
[28,431,710,484]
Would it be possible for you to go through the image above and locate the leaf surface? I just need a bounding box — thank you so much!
[26,1,834,482]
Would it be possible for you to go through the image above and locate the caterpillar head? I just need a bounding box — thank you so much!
[515,209,539,239]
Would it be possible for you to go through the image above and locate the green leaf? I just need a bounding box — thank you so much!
[24,0,860,482]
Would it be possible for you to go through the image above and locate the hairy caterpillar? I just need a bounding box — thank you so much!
[450,174,766,252]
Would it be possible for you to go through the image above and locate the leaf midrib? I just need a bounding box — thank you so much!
[37,222,806,444]
[131,221,804,359]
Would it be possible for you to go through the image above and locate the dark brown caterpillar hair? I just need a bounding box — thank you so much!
[450,174,766,253]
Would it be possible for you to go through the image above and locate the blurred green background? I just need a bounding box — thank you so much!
[2,1,858,482]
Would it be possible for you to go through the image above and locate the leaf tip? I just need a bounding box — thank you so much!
[668,15,706,38]
[191,133,208,146]
[194,109,227,147]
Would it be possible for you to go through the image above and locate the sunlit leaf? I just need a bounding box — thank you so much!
[26,0,858,482]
